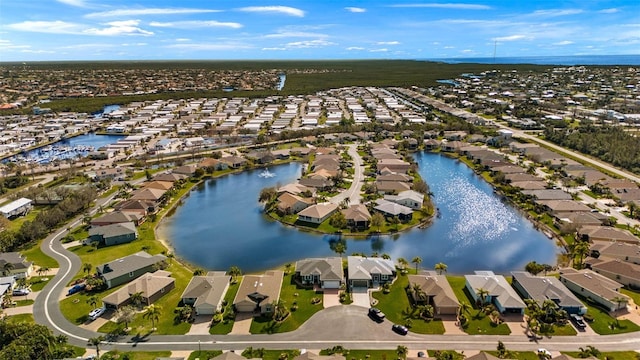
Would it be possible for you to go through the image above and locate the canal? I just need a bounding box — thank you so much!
[159,153,558,274]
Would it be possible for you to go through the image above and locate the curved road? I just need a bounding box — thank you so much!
[330,144,365,205]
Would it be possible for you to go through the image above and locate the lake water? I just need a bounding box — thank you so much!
[159,153,558,274]
[8,133,124,163]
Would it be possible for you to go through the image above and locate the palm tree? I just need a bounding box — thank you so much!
[332,242,346,259]
[396,345,408,360]
[86,295,100,309]
[193,268,205,276]
[228,266,242,283]
[166,252,175,265]
[115,305,136,331]
[129,291,144,309]
[36,266,49,277]
[458,301,471,317]
[88,336,105,359]
[411,283,424,303]
[82,263,93,276]
[476,287,490,305]
[611,296,628,312]
[434,262,448,275]
[411,256,422,273]
[571,241,591,269]
[143,304,162,331]
[397,257,409,270]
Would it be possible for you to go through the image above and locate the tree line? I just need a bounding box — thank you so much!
[544,124,640,174]
[0,319,77,360]
[0,186,97,252]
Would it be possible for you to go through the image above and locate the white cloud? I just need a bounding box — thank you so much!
[391,3,491,10]
[7,21,83,34]
[599,8,619,14]
[56,0,89,7]
[264,31,328,38]
[370,48,389,52]
[85,8,219,18]
[262,47,287,51]
[553,40,573,46]
[461,49,474,53]
[176,38,190,42]
[285,39,335,48]
[166,43,252,51]
[149,21,242,29]
[238,6,304,17]
[492,34,527,42]
[345,7,366,13]
[85,20,153,36]
[376,41,400,45]
[346,46,365,50]
[529,9,583,17]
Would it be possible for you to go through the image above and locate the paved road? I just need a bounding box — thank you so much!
[330,144,365,205]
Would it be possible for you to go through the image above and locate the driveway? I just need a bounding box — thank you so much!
[351,287,371,308]
[323,289,341,308]
[230,313,253,335]
[187,315,213,335]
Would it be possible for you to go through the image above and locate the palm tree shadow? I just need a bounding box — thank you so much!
[129,332,151,345]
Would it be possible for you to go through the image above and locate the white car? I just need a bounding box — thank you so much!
[537,349,551,358]
[12,288,30,296]
[88,306,106,321]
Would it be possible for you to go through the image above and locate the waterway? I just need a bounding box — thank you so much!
[277,73,286,91]
[159,153,558,274]
[7,133,124,164]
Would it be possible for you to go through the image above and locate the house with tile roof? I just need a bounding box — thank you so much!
[590,241,640,264]
[347,256,396,289]
[102,270,174,309]
[342,204,372,229]
[511,271,586,314]
[465,271,526,314]
[233,270,283,314]
[408,271,460,315]
[295,257,344,289]
[586,258,640,289]
[297,203,339,224]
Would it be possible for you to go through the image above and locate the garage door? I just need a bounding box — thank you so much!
[323,281,341,289]
[351,280,369,288]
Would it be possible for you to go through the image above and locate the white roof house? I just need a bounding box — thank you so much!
[0,198,33,218]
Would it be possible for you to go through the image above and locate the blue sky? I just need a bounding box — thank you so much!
[1,0,639,61]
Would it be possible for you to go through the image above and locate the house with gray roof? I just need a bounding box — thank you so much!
[590,241,640,264]
[295,257,344,289]
[297,203,338,224]
[88,222,138,246]
[294,351,345,360]
[373,199,413,221]
[586,258,640,290]
[181,271,230,315]
[559,268,630,312]
[91,211,142,227]
[408,271,460,315]
[465,271,526,314]
[347,256,396,289]
[0,252,33,279]
[511,271,586,314]
[384,190,424,210]
[0,198,32,219]
[522,189,573,201]
[578,226,639,244]
[96,251,166,289]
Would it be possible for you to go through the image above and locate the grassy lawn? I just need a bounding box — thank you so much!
[5,313,34,324]
[486,351,539,360]
[446,276,511,335]
[21,238,59,268]
[210,279,242,335]
[319,349,399,359]
[620,287,640,306]
[29,276,52,291]
[250,272,324,334]
[578,295,640,335]
[242,349,303,360]
[543,323,577,336]
[188,350,223,360]
[15,299,34,306]
[371,272,445,334]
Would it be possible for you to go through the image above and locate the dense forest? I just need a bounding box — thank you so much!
[0,320,78,360]
[544,125,640,174]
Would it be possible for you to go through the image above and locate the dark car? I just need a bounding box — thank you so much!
[368,307,385,322]
[67,283,86,296]
[570,314,587,329]
[392,324,408,335]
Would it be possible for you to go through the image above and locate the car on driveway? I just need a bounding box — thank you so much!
[12,288,30,296]
[368,307,385,322]
[392,324,408,335]
[570,314,587,329]
[88,306,106,321]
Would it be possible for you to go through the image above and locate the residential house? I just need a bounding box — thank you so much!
[511,271,586,314]
[0,198,33,219]
[295,257,344,289]
[298,178,334,190]
[347,256,396,289]
[0,252,33,279]
[297,203,338,224]
[199,158,229,171]
[590,241,640,264]
[373,199,413,221]
[88,222,138,246]
[276,192,314,215]
[142,181,174,191]
[510,181,547,190]
[220,155,247,169]
[522,189,573,201]
[586,258,640,290]
[173,164,198,176]
[578,226,639,244]
[441,140,464,152]
[91,211,142,227]
[233,270,284,314]
[384,190,424,210]
[181,272,231,315]
[130,187,167,204]
[102,270,175,309]
[153,172,188,183]
[211,352,257,360]
[375,180,411,195]
[0,275,16,298]
[90,167,125,181]
[407,272,460,315]
[96,251,167,289]
[294,351,345,360]
[342,204,372,229]
[376,173,413,183]
[115,199,155,217]
[377,159,410,173]
[465,271,526,314]
[277,183,315,197]
[558,268,630,312]
[538,200,592,218]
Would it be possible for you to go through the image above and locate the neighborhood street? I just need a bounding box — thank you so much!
[330,144,365,205]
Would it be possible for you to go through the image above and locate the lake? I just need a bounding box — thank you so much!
[159,153,559,274]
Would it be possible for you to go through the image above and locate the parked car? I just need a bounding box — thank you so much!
[67,283,86,296]
[392,324,408,335]
[537,349,551,358]
[88,306,106,321]
[570,314,587,329]
[368,307,385,322]
[12,288,30,296]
